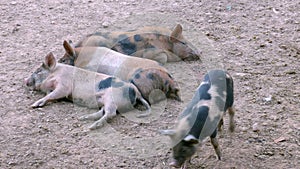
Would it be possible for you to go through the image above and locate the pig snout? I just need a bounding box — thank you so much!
[24,77,34,87]
[169,160,182,168]
[183,49,200,61]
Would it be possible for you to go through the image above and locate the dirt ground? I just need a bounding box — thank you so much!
[0,0,299,168]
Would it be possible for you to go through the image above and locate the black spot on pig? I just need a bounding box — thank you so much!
[188,106,209,139]
[147,72,155,80]
[132,68,143,80]
[198,74,211,100]
[134,73,141,79]
[129,87,136,105]
[198,84,211,100]
[116,34,137,55]
[98,77,113,90]
[134,34,143,42]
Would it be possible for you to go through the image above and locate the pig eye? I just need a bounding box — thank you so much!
[178,41,186,45]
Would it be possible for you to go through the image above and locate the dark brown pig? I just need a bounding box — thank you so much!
[25,52,150,130]
[75,24,200,64]
[59,41,181,104]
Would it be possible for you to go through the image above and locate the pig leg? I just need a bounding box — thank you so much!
[88,104,117,130]
[228,107,235,132]
[153,52,168,64]
[79,107,104,121]
[140,49,168,64]
[136,97,151,118]
[218,118,224,131]
[31,87,69,108]
[181,158,192,169]
[210,130,221,160]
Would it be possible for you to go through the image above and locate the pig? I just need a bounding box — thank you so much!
[160,70,235,169]
[59,40,181,104]
[25,52,150,130]
[75,24,200,64]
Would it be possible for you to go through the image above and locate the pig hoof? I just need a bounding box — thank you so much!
[31,104,38,108]
[136,111,151,118]
[229,124,235,132]
[88,123,101,130]
[31,100,45,108]
[88,124,103,130]
[169,162,181,168]
[78,116,88,121]
[88,125,97,130]
[88,121,106,130]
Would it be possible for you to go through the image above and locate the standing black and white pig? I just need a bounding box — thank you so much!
[160,70,235,169]
[25,52,150,129]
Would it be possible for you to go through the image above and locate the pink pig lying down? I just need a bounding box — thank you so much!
[25,52,150,130]
[59,40,181,104]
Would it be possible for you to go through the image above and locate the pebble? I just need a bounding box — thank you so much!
[252,123,260,132]
[102,21,109,28]
[263,95,272,102]
[240,126,248,132]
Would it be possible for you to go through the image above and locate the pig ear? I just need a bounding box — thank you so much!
[183,135,199,144]
[63,40,75,57]
[170,24,183,43]
[159,129,176,137]
[45,52,56,70]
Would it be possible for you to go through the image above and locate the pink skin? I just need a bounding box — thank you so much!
[59,41,182,103]
[26,52,150,129]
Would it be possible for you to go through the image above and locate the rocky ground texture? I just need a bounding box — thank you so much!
[0,0,299,168]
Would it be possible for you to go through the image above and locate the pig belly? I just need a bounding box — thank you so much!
[70,70,105,108]
[71,83,101,108]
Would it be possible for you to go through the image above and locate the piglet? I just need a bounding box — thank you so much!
[25,52,150,129]
[160,70,235,168]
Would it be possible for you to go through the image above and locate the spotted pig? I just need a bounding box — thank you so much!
[160,70,235,169]
[75,24,200,64]
[25,52,150,130]
[59,40,181,104]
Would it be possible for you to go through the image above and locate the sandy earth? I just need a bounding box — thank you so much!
[0,0,299,168]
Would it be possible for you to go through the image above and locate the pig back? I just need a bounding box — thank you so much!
[74,47,165,81]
